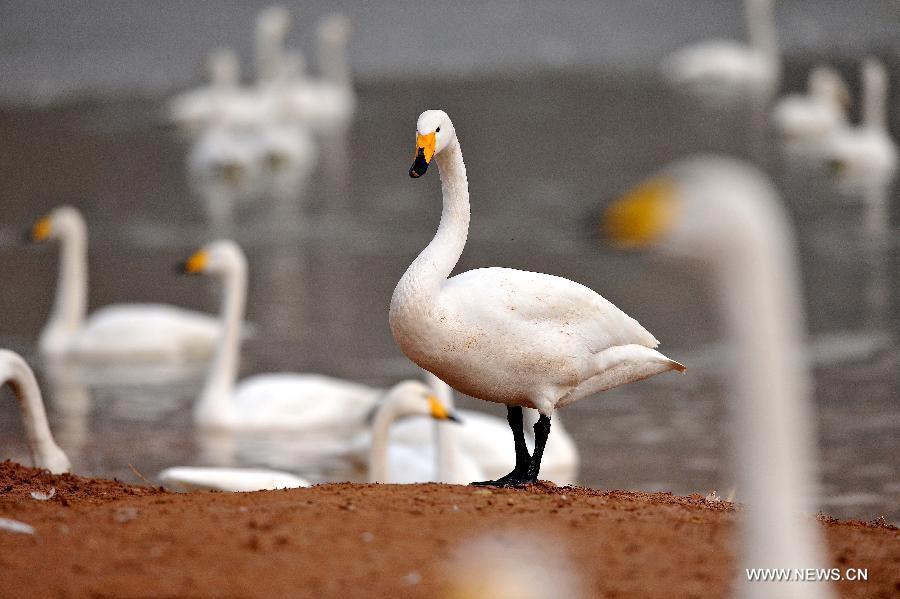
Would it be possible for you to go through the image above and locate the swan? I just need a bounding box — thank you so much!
[390,110,685,487]
[167,48,263,136]
[0,349,70,473]
[773,65,850,157]
[158,466,310,492]
[822,58,897,195]
[29,206,228,364]
[254,5,293,85]
[279,15,356,137]
[605,156,833,598]
[389,391,580,484]
[179,240,447,435]
[661,0,780,106]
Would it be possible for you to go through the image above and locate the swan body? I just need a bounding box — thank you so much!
[606,155,833,599]
[774,66,850,155]
[390,110,682,485]
[0,349,70,473]
[662,0,779,105]
[158,466,310,492]
[30,206,232,364]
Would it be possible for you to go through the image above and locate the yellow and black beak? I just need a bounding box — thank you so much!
[28,216,51,242]
[177,249,209,274]
[409,132,436,178]
[427,395,462,423]
[604,178,678,248]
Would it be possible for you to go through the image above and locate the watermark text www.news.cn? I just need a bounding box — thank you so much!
[746,568,867,582]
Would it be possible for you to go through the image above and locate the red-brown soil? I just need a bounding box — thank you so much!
[0,461,897,598]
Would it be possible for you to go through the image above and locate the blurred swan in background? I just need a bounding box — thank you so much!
[606,156,833,599]
[1,349,71,473]
[158,466,310,492]
[167,48,260,136]
[773,65,850,159]
[254,5,292,85]
[391,110,683,487]
[661,0,780,106]
[29,206,227,364]
[823,58,897,199]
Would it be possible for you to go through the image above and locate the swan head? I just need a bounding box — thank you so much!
[604,157,783,259]
[256,5,292,39]
[409,110,455,178]
[380,380,462,423]
[809,65,850,113]
[317,13,352,44]
[28,206,86,244]
[178,239,246,277]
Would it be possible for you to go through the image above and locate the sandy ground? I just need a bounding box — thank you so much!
[0,462,897,598]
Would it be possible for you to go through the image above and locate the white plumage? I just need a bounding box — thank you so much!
[0,349,70,474]
[390,110,682,485]
[30,206,229,364]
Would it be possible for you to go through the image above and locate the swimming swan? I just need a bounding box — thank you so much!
[606,156,833,599]
[661,0,780,105]
[179,240,449,434]
[0,349,70,473]
[389,110,684,487]
[29,206,227,364]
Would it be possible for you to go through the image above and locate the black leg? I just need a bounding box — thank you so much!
[471,406,531,487]
[525,414,551,483]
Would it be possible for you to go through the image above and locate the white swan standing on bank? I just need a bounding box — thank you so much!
[390,110,684,487]
[661,0,780,106]
[0,349,70,473]
[773,65,850,159]
[29,207,226,364]
[605,156,833,599]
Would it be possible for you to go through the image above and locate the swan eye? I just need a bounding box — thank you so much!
[435,127,441,133]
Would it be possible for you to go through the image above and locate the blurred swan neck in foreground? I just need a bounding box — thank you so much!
[745,0,778,66]
[395,136,469,310]
[196,250,248,427]
[0,350,70,473]
[42,208,88,356]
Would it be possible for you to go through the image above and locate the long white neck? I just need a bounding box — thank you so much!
[255,22,286,84]
[425,372,461,483]
[195,260,247,428]
[861,58,887,132]
[40,218,88,357]
[716,195,832,598]
[745,0,778,66]
[391,137,470,322]
[1,351,70,473]
[317,28,350,87]
[368,395,406,483]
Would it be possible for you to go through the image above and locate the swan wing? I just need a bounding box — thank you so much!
[441,268,659,351]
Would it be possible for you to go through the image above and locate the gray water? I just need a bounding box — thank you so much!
[0,73,897,523]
